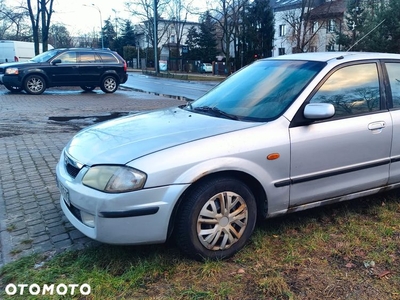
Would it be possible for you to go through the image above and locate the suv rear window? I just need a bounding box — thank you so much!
[98,53,118,63]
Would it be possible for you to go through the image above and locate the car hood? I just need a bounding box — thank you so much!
[0,61,37,68]
[65,107,259,165]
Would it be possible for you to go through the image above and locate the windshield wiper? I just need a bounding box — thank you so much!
[193,106,239,120]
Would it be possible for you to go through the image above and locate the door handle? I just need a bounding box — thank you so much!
[368,121,385,132]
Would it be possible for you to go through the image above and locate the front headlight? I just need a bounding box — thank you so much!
[5,67,19,75]
[82,165,146,193]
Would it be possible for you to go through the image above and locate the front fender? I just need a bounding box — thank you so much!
[129,120,292,215]
[23,68,50,83]
[172,156,290,215]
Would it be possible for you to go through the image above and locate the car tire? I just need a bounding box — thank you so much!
[24,74,46,95]
[4,84,22,93]
[80,86,96,92]
[100,75,118,93]
[175,177,257,260]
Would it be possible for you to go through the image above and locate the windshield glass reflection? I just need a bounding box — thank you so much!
[190,60,326,122]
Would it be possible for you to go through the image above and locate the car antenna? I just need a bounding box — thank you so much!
[347,19,385,51]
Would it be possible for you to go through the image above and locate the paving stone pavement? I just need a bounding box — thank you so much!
[0,86,185,267]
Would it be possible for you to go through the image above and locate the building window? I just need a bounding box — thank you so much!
[279,25,286,37]
[327,19,336,32]
[309,46,317,52]
[311,21,318,34]
[170,34,175,43]
[278,48,285,55]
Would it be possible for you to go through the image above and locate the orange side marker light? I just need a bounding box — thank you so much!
[267,153,280,160]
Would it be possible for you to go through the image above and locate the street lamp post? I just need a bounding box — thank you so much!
[84,4,104,48]
[112,8,118,39]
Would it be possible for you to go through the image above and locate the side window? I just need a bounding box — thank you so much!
[385,63,400,108]
[79,52,98,63]
[310,63,380,118]
[57,51,77,63]
[98,53,118,63]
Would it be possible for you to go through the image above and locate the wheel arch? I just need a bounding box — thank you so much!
[100,71,120,84]
[166,170,268,239]
[23,71,50,87]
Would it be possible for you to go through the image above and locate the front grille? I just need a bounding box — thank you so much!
[64,152,83,179]
[66,163,80,178]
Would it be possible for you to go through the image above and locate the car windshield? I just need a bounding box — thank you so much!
[189,59,326,122]
[30,49,63,63]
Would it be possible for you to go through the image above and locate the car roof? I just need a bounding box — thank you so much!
[49,48,112,52]
[267,52,400,63]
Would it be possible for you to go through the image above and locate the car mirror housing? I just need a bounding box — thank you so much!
[304,103,335,120]
[52,59,61,65]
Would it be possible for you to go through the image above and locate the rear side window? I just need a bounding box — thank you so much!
[98,52,118,63]
[385,63,400,108]
[310,63,380,117]
[79,52,100,63]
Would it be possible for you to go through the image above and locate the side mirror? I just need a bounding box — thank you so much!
[52,59,61,65]
[304,103,335,120]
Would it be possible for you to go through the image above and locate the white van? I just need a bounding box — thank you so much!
[0,40,54,64]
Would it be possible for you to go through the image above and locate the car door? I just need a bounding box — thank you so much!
[384,61,400,184]
[49,51,79,85]
[288,62,392,207]
[78,51,103,85]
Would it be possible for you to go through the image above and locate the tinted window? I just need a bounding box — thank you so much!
[98,53,118,63]
[57,51,77,63]
[79,52,99,63]
[190,60,325,122]
[31,49,63,62]
[385,63,400,108]
[310,63,380,117]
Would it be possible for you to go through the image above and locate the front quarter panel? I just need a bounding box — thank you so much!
[129,117,291,214]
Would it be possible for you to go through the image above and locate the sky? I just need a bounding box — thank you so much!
[51,0,136,35]
[50,0,204,36]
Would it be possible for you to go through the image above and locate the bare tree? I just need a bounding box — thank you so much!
[40,0,54,51]
[166,0,195,69]
[208,0,246,73]
[26,0,55,54]
[125,0,169,47]
[0,0,31,40]
[279,0,336,53]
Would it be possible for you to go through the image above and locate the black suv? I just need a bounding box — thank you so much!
[0,48,128,95]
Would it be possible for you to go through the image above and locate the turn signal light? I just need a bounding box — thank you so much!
[267,153,280,160]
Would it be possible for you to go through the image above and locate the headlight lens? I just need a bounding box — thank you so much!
[82,166,146,193]
[5,67,19,75]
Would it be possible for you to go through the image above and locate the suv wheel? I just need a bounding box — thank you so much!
[100,75,118,93]
[80,86,96,92]
[24,75,46,95]
[175,177,257,260]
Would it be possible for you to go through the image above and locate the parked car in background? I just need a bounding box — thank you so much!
[200,62,213,73]
[56,52,400,260]
[0,48,127,94]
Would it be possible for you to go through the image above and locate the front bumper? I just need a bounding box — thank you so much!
[2,75,22,87]
[56,158,189,245]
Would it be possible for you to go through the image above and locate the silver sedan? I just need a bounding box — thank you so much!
[56,52,400,260]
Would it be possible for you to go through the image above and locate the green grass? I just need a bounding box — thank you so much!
[1,191,400,299]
